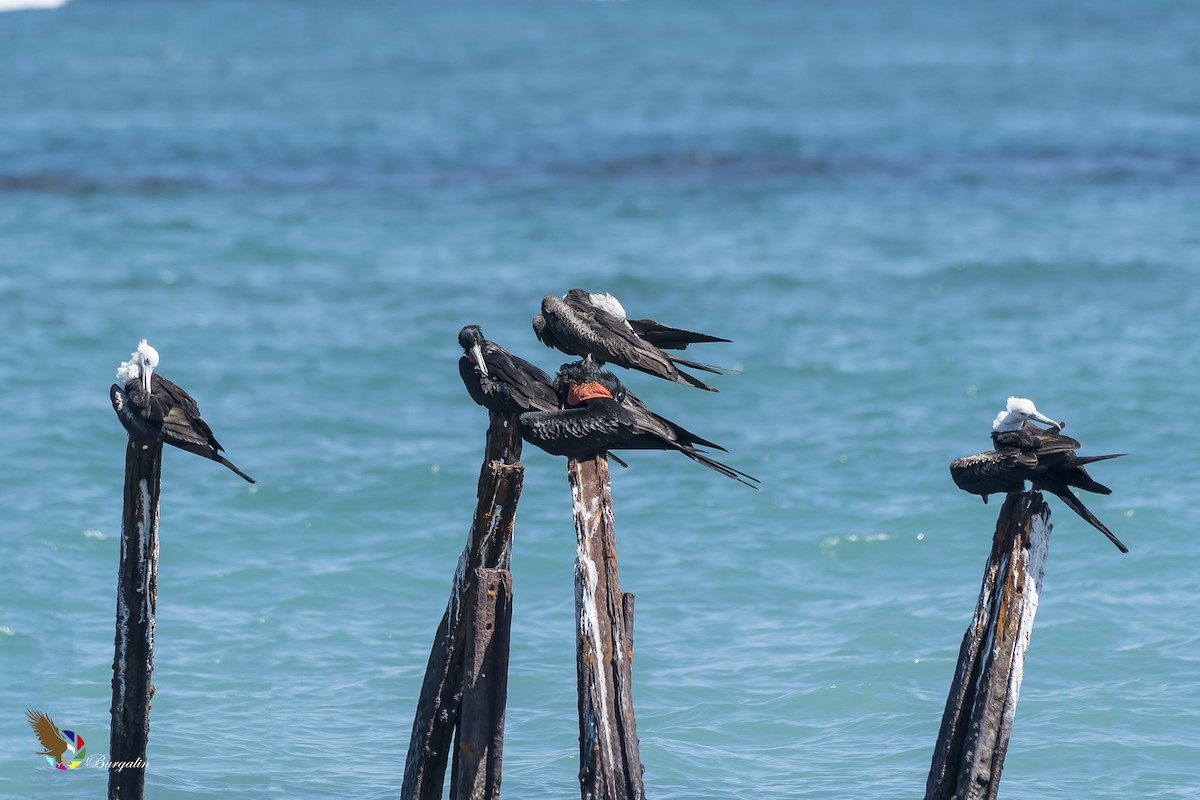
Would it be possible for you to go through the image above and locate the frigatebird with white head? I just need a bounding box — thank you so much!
[519,357,759,489]
[110,339,255,483]
[532,288,728,391]
[950,397,1127,552]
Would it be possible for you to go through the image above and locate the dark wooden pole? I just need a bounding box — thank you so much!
[109,438,162,800]
[568,455,644,800]
[402,414,523,800]
[926,490,1052,800]
[450,568,512,800]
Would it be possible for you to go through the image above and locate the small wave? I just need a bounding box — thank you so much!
[0,0,70,10]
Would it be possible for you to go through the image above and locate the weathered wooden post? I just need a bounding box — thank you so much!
[450,568,512,800]
[926,490,1052,800]
[568,455,644,800]
[402,413,523,800]
[109,438,161,800]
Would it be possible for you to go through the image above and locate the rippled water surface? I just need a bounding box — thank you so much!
[2,1,1198,797]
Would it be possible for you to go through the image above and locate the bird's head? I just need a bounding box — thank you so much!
[458,325,488,377]
[992,396,1061,432]
[556,356,616,407]
[116,339,160,394]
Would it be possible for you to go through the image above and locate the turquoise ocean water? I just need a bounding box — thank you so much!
[2,1,1198,797]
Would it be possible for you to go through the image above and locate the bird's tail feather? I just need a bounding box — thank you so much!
[1047,485,1128,553]
[1069,453,1126,465]
[680,448,760,490]
[218,456,257,484]
[628,319,731,349]
[666,363,720,392]
[1064,453,1125,495]
[667,354,725,376]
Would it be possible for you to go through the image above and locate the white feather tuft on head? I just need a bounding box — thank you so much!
[992,396,1057,432]
[116,339,160,382]
[115,359,138,382]
[136,339,160,369]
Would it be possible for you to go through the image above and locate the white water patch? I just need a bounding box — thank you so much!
[84,529,107,540]
[818,532,893,555]
[0,0,70,10]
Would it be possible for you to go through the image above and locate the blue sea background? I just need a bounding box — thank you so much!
[2,1,1198,797]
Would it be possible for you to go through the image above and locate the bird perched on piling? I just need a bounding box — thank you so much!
[950,397,1126,552]
[110,339,256,484]
[457,324,560,416]
[532,288,728,391]
[519,357,759,489]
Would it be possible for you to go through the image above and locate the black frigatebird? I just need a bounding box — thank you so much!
[532,288,728,391]
[518,357,759,489]
[949,397,1126,552]
[110,339,256,484]
[458,324,560,417]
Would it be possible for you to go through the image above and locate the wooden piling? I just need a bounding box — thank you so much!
[450,568,512,800]
[568,455,644,800]
[109,438,162,800]
[926,490,1052,800]
[402,414,523,800]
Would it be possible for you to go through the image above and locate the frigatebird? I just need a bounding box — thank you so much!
[950,397,1126,552]
[458,324,560,416]
[519,357,759,489]
[532,289,728,391]
[458,326,712,470]
[110,339,256,484]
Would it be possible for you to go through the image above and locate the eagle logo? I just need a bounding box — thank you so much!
[26,709,86,770]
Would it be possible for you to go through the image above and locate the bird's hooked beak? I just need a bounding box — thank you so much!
[468,344,488,378]
[1029,408,1061,429]
[140,363,153,395]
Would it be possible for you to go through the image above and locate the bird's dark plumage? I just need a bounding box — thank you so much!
[111,341,255,483]
[951,419,1126,552]
[519,358,759,489]
[457,324,559,416]
[532,289,726,391]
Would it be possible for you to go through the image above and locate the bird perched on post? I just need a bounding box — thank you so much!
[532,288,728,391]
[110,339,255,484]
[457,324,560,416]
[950,397,1126,552]
[519,357,759,489]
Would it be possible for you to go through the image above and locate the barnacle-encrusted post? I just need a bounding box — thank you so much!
[109,438,161,800]
[569,454,644,800]
[926,491,1052,800]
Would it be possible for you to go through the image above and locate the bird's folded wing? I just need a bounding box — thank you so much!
[520,407,628,445]
[160,408,212,447]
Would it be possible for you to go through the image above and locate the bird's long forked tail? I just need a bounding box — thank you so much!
[661,357,722,391]
[1062,452,1127,495]
[1044,483,1128,553]
[216,455,257,484]
[172,438,256,483]
[679,447,760,490]
[667,353,725,376]
[627,318,731,350]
